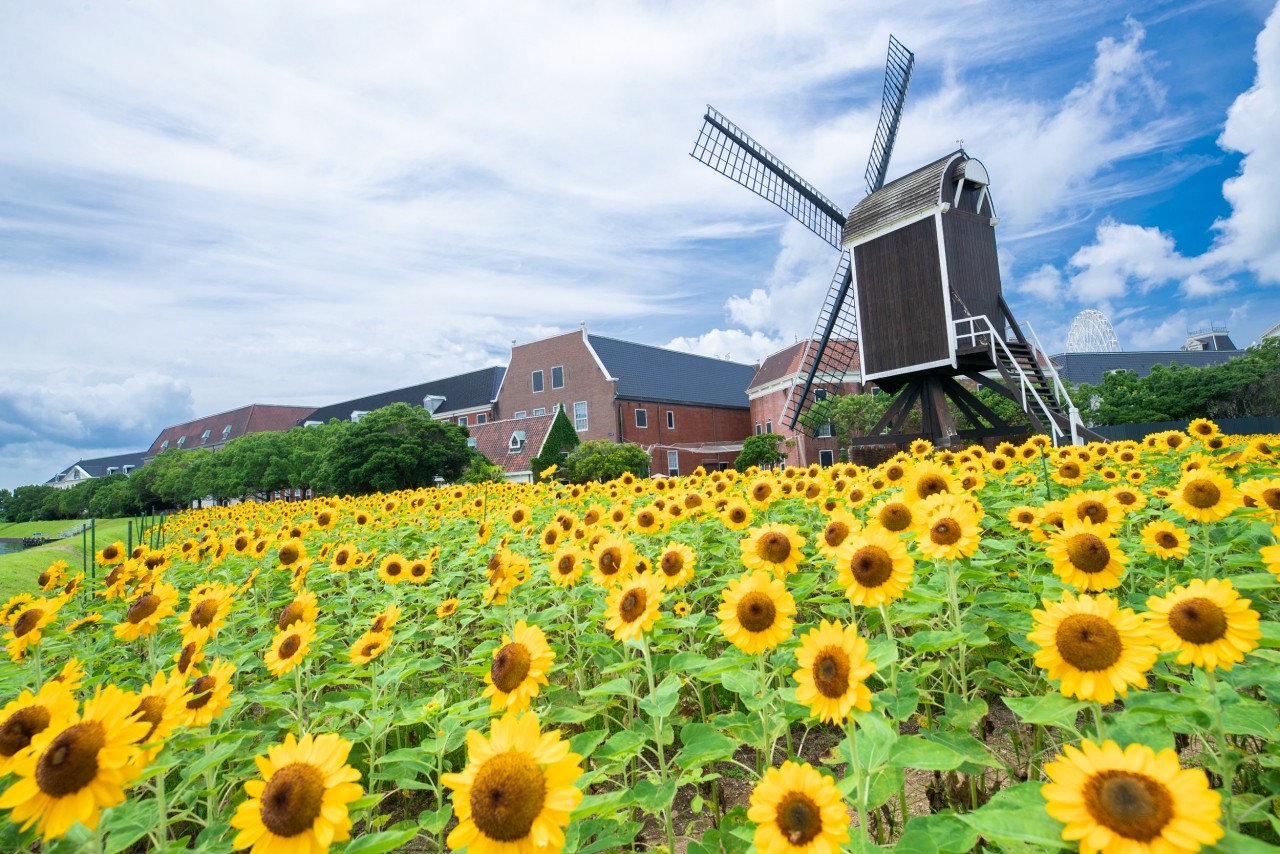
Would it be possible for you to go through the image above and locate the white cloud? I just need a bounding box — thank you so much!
[0,373,194,449]
[665,329,786,365]
[1018,264,1065,301]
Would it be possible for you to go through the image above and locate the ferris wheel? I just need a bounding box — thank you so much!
[1064,310,1121,353]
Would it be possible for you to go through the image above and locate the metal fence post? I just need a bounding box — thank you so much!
[89,519,96,579]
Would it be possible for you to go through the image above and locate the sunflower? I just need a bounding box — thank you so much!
[508,503,532,529]
[0,685,147,841]
[130,669,188,762]
[537,522,564,553]
[314,507,339,529]
[50,658,85,692]
[1061,490,1123,533]
[835,525,914,608]
[113,581,178,642]
[0,593,34,625]
[276,538,306,569]
[482,621,555,713]
[1043,739,1222,854]
[814,510,861,561]
[913,498,982,561]
[330,544,357,572]
[748,760,849,854]
[631,504,665,535]
[748,476,778,510]
[1052,460,1088,487]
[1239,477,1280,518]
[180,584,235,641]
[543,546,583,587]
[792,620,875,725]
[377,554,408,585]
[265,620,316,678]
[719,499,754,531]
[1028,592,1157,704]
[181,658,236,727]
[590,535,636,587]
[67,613,103,634]
[1045,518,1128,592]
[1145,579,1260,671]
[172,628,208,677]
[718,571,796,654]
[437,598,460,619]
[907,460,955,502]
[230,732,364,854]
[869,496,914,533]
[740,524,807,578]
[603,574,664,642]
[1008,506,1039,531]
[277,589,320,631]
[95,541,127,566]
[349,632,391,666]
[1109,485,1147,514]
[0,682,78,776]
[1168,470,1242,523]
[656,542,696,588]
[605,503,631,531]
[1139,521,1190,561]
[441,709,583,854]
[673,601,689,617]
[5,597,65,661]
[36,561,67,592]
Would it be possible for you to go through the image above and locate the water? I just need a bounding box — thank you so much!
[0,542,25,556]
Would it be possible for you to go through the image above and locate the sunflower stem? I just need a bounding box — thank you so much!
[31,640,42,691]
[640,634,677,853]
[846,716,870,847]
[154,759,168,843]
[1201,522,1212,582]
[758,650,772,774]
[295,659,306,734]
[1091,701,1106,742]
[945,560,967,700]
[368,653,381,794]
[1206,667,1236,830]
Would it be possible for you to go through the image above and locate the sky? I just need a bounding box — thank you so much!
[1,0,1277,489]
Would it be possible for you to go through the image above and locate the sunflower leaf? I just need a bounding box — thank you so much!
[338,827,420,854]
[1004,694,1089,728]
[886,736,967,771]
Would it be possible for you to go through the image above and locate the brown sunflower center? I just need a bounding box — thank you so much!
[0,705,52,757]
[1114,491,1136,506]
[757,532,792,564]
[279,633,303,660]
[1017,511,1036,524]
[1154,531,1179,550]
[278,544,300,565]
[1066,534,1111,573]
[774,790,823,846]
[1084,770,1174,842]
[132,696,167,743]
[916,475,948,499]
[1166,435,1184,448]
[177,642,198,674]
[849,546,894,588]
[102,544,120,560]
[737,591,778,633]
[334,550,350,566]
[1260,488,1280,511]
[729,507,748,524]
[879,504,912,532]
[557,555,577,576]
[384,561,402,576]
[278,602,305,630]
[317,511,333,526]
[491,643,533,693]
[125,594,160,625]
[361,642,381,658]
[885,465,905,482]
[824,521,850,549]
[1055,614,1123,672]
[187,675,218,710]
[637,510,656,528]
[36,720,105,797]
[543,530,558,545]
[1167,597,1228,645]
[930,518,962,546]
[753,484,772,501]
[511,509,526,524]
[190,599,218,628]
[470,751,548,843]
[661,551,684,577]
[812,647,852,699]
[260,761,327,837]
[1060,463,1081,479]
[1183,480,1221,509]
[619,589,648,623]
[13,608,44,638]
[599,548,621,576]
[37,571,52,587]
[1077,501,1109,524]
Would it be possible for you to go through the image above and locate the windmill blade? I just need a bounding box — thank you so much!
[864,35,915,195]
[692,106,845,249]
[784,251,860,434]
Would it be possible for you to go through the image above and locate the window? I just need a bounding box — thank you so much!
[817,423,834,438]
[533,408,546,416]
[815,389,828,402]
[765,422,772,434]
[666,450,680,476]
[350,410,368,423]
[201,429,211,443]
[123,465,134,474]
[718,461,730,471]
[477,413,487,424]
[106,467,118,475]
[509,431,526,453]
[551,366,564,389]
[222,425,232,438]
[458,416,468,427]
[303,420,322,427]
[515,411,527,419]
[467,437,477,448]
[666,410,675,430]
[819,450,835,466]
[160,440,169,450]
[532,370,544,393]
[176,436,186,447]
[755,424,762,435]
[635,409,648,428]
[573,401,588,431]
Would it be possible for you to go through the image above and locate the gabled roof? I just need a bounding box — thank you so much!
[586,335,757,409]
[303,366,506,425]
[47,451,147,484]
[468,413,556,475]
[144,404,316,459]
[843,150,962,244]
[748,340,861,390]
[1049,350,1245,386]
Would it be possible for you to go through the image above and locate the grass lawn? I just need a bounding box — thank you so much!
[0,518,136,602]
[0,520,89,539]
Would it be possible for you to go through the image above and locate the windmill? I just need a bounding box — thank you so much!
[691,36,1099,447]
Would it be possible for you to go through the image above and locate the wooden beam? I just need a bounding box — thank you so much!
[942,376,1009,430]
[926,377,959,447]
[960,369,1016,402]
[866,382,918,438]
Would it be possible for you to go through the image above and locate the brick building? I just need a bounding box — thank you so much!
[143,404,317,463]
[467,413,557,484]
[303,366,505,428]
[747,340,861,468]
[46,451,147,489]
[494,328,758,475]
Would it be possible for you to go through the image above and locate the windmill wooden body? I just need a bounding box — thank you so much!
[692,37,1101,447]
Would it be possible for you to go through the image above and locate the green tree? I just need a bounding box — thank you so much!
[459,452,506,484]
[530,407,581,481]
[313,403,472,495]
[562,440,650,482]
[734,434,786,472]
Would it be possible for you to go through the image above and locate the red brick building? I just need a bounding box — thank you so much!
[143,404,317,463]
[467,413,557,483]
[747,340,861,468]
[494,328,757,476]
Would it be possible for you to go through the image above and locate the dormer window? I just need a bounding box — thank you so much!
[176,436,186,447]
[160,440,169,450]
[509,430,526,454]
[201,429,211,443]
[350,411,368,423]
[222,425,232,438]
[106,467,117,475]
[815,389,828,402]
[123,465,134,474]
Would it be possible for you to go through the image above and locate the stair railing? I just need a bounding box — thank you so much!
[953,315,1069,445]
[1019,322,1085,446]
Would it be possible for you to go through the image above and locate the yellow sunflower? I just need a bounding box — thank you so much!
[1109,485,1148,514]
[67,613,103,633]
[792,620,875,724]
[656,542,696,588]
[1028,592,1157,704]
[348,631,391,666]
[1239,477,1280,518]
[377,554,408,585]
[1168,470,1242,523]
[172,628,208,678]
[180,584,235,641]
[816,510,861,561]
[5,597,65,661]
[508,503,533,529]
[276,538,306,569]
[230,732,364,854]
[113,581,178,642]
[182,659,237,727]
[603,574,664,642]
[673,601,689,617]
[0,685,147,841]
[748,760,849,854]
[1141,521,1191,561]
[36,561,67,592]
[590,535,636,588]
[0,682,78,776]
[1043,739,1222,854]
[717,571,796,654]
[1008,506,1039,531]
[869,496,914,533]
[330,544,357,572]
[544,546,584,587]
[265,621,316,678]
[913,498,982,561]
[437,598,460,619]
[406,556,433,585]
[277,589,320,630]
[1061,490,1123,533]
[835,526,915,608]
[906,460,955,502]
[1145,579,1260,671]
[482,621,556,713]
[630,504,665,535]
[95,541,127,567]
[719,499,754,531]
[129,669,188,762]
[1045,518,1129,592]
[747,476,778,510]
[1053,460,1088,487]
[50,658,85,692]
[441,709,584,854]
[740,524,807,578]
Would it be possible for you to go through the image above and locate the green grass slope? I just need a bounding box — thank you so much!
[0,518,137,602]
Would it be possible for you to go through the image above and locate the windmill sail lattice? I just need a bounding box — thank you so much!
[691,106,846,249]
[783,251,859,431]
[864,36,915,195]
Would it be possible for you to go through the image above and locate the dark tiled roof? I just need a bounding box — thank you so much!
[468,413,556,474]
[748,339,860,390]
[587,335,757,409]
[304,366,506,425]
[145,405,317,459]
[843,151,960,244]
[48,451,147,483]
[1050,351,1245,386]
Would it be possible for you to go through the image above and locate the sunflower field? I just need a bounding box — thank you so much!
[4,423,1280,854]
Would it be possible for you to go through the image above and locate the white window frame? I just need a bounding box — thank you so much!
[533,408,546,416]
[177,436,186,447]
[201,429,211,443]
[350,410,369,423]
[573,401,588,432]
[815,388,828,402]
[160,440,169,450]
[458,416,468,427]
[515,411,527,419]
[666,410,675,430]
[635,408,648,428]
[765,422,772,434]
[755,424,762,435]
[666,450,680,476]
[551,366,564,389]
[222,425,232,438]
[532,370,544,393]
[819,449,835,466]
[817,422,834,438]
[477,413,487,424]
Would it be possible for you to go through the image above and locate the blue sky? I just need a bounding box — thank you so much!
[1,0,1277,489]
